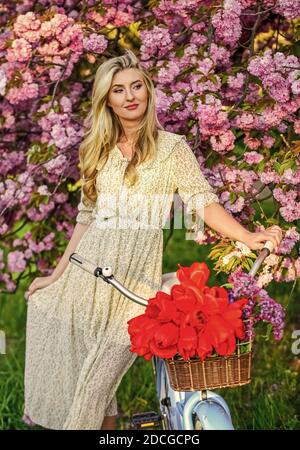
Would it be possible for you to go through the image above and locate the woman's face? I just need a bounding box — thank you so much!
[107,68,148,123]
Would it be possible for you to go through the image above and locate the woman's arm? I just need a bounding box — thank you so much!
[49,222,90,281]
[202,202,283,251]
[170,136,283,251]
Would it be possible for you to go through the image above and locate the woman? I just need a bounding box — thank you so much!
[23,49,282,430]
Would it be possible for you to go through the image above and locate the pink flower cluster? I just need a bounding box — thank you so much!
[212,0,242,48]
[140,26,174,60]
[83,33,108,54]
[37,100,84,150]
[248,50,299,103]
[273,188,300,222]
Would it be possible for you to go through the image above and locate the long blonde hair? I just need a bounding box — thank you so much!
[78,49,164,206]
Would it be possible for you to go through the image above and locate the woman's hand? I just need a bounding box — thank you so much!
[25,275,57,301]
[241,225,283,252]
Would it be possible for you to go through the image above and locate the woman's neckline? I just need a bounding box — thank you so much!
[114,143,133,162]
[113,130,165,163]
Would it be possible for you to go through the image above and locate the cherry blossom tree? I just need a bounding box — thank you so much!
[0,0,299,294]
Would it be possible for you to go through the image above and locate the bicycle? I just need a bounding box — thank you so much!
[69,239,274,431]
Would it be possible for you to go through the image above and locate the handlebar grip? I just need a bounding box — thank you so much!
[248,239,274,277]
[262,240,274,254]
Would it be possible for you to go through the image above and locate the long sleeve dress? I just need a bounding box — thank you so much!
[23,130,219,430]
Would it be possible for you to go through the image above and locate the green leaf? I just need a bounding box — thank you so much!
[226,257,236,271]
[229,192,237,203]
[209,74,219,85]
[247,257,254,267]
[170,101,182,110]
[243,259,251,271]
[273,161,282,174]
[175,48,184,58]
[257,160,266,172]
[289,40,300,58]
[221,282,234,289]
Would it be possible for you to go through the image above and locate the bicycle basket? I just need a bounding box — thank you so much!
[165,338,252,391]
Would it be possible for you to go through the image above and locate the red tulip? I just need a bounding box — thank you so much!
[146,291,180,323]
[127,314,158,352]
[149,323,179,359]
[197,328,214,361]
[171,284,198,312]
[176,262,210,288]
[214,333,236,356]
[222,298,248,340]
[178,325,198,360]
[129,343,154,361]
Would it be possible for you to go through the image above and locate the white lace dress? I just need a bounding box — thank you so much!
[23,130,219,429]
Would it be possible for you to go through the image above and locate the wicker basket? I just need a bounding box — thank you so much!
[165,340,252,391]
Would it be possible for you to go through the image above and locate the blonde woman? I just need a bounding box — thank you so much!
[23,49,283,430]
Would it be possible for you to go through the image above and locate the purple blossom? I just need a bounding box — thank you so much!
[7,250,27,273]
[244,151,264,165]
[140,26,173,60]
[275,0,300,20]
[228,269,285,341]
[83,33,108,54]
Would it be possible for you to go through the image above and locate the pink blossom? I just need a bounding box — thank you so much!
[273,188,297,205]
[294,119,300,134]
[53,192,68,203]
[210,130,236,153]
[0,102,15,129]
[257,271,274,288]
[248,50,299,103]
[260,170,280,184]
[197,100,230,136]
[14,12,41,43]
[37,185,50,196]
[277,226,300,254]
[279,203,300,222]
[282,168,300,185]
[274,0,300,20]
[6,38,32,63]
[244,151,264,164]
[83,33,108,54]
[233,112,258,131]
[264,254,280,266]
[0,273,16,292]
[44,154,68,175]
[140,26,173,60]
[212,0,242,47]
[262,135,275,149]
[158,61,181,84]
[8,250,27,272]
[209,43,231,66]
[244,133,261,150]
[263,73,290,103]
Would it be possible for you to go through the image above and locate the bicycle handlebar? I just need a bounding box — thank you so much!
[69,252,149,306]
[69,240,275,307]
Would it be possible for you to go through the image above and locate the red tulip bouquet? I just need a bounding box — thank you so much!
[127,262,285,364]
